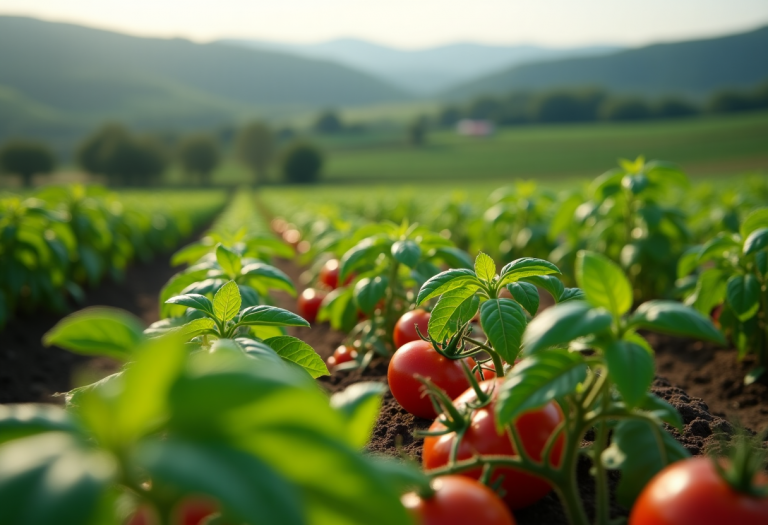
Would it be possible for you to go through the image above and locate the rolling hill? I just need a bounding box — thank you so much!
[0,16,409,131]
[219,38,622,94]
[446,25,768,100]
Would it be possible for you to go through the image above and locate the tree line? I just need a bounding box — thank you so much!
[0,122,323,187]
[436,83,768,127]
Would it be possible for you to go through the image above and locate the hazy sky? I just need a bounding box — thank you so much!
[1,0,767,48]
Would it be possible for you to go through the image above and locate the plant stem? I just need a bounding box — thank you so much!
[384,260,401,350]
[463,336,505,377]
[593,387,611,525]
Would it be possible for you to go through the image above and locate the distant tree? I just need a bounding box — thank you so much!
[282,142,323,184]
[468,96,504,121]
[313,110,344,134]
[531,89,607,123]
[77,125,167,186]
[498,92,534,125]
[438,106,462,128]
[599,98,653,121]
[408,116,428,147]
[708,85,768,113]
[236,122,275,185]
[0,140,55,187]
[178,134,220,186]
[655,98,699,118]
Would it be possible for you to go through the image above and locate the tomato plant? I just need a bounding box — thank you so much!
[418,250,725,524]
[319,221,472,355]
[387,339,491,419]
[394,309,431,349]
[679,206,768,383]
[423,379,563,509]
[402,475,516,525]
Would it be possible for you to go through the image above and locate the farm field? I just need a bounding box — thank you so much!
[64,110,768,188]
[1,154,767,525]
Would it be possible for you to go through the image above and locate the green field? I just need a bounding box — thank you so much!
[318,111,768,183]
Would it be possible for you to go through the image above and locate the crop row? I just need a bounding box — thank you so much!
[0,186,227,327]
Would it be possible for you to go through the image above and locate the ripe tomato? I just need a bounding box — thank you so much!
[629,457,768,525]
[327,344,358,368]
[318,259,354,289]
[422,379,563,510]
[394,309,431,349]
[402,475,516,525]
[297,288,326,324]
[126,498,217,525]
[387,340,493,420]
[711,304,723,328]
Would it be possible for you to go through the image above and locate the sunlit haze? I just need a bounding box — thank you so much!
[1,0,767,47]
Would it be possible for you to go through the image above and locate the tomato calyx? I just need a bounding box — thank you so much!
[711,429,768,498]
[415,321,499,379]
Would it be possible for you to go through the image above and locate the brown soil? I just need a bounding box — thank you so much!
[0,228,209,404]
[273,258,757,524]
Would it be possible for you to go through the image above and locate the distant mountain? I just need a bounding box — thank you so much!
[218,38,623,94]
[446,25,768,100]
[0,16,409,134]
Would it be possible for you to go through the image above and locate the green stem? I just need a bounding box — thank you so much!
[593,386,611,525]
[463,336,505,377]
[384,260,401,350]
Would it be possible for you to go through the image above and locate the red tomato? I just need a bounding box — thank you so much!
[297,288,326,324]
[387,340,494,420]
[711,304,723,328]
[402,476,516,525]
[327,345,358,368]
[394,310,431,349]
[318,259,354,289]
[126,506,152,525]
[423,379,563,510]
[629,457,768,525]
[175,498,217,525]
[282,228,301,247]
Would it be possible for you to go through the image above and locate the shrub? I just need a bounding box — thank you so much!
[0,139,55,187]
[281,142,323,184]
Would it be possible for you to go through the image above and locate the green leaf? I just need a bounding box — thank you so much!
[745,366,765,386]
[330,383,386,449]
[137,438,303,525]
[165,294,216,318]
[576,251,632,318]
[496,349,587,425]
[238,306,309,328]
[216,244,242,277]
[428,286,478,341]
[43,307,144,360]
[0,405,80,445]
[687,268,728,316]
[431,246,473,269]
[559,288,586,303]
[726,274,761,322]
[474,252,496,282]
[319,287,358,333]
[507,282,539,315]
[234,338,285,366]
[480,299,527,363]
[353,276,389,315]
[522,301,613,354]
[180,318,217,338]
[522,275,565,302]
[391,240,421,268]
[171,241,214,266]
[629,300,726,344]
[241,263,296,296]
[0,432,117,525]
[639,393,684,431]
[744,227,768,255]
[740,207,768,239]
[213,281,242,322]
[677,246,702,279]
[499,257,560,284]
[601,420,689,506]
[697,234,739,264]
[416,268,480,305]
[339,237,390,281]
[265,336,329,378]
[604,341,655,408]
